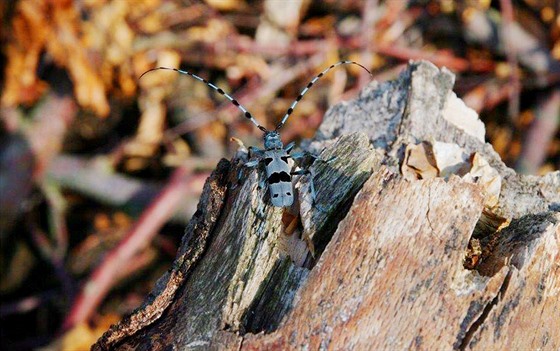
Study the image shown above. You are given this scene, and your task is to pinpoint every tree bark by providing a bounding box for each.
[93,61,559,351]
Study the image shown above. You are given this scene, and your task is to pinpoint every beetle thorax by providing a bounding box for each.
[263,131,283,150]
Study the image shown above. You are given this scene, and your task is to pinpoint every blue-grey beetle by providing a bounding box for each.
[140,61,371,207]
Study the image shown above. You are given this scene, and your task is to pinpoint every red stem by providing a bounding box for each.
[62,165,192,330]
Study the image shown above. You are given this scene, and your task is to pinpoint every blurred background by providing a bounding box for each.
[0,0,558,349]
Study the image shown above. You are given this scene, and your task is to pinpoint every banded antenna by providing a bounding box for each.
[139,67,268,133]
[274,60,372,131]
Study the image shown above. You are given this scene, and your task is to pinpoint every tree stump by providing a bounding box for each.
[93,61,559,351]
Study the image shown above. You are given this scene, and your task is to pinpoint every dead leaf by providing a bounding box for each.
[2,0,168,117]
[432,140,471,177]
[60,323,101,351]
[204,0,245,11]
[402,141,438,180]
[464,153,502,209]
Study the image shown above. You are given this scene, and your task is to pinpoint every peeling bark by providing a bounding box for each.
[93,61,560,350]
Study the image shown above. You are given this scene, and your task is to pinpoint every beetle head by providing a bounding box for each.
[263,131,283,150]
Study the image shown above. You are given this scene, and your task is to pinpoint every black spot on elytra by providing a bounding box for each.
[268,173,281,184]
[268,171,291,184]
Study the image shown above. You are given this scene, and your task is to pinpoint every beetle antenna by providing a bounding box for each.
[140,67,268,133]
[274,60,372,131]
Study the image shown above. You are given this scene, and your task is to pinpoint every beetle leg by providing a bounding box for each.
[232,157,261,190]
[292,151,336,163]
[244,159,260,168]
[248,146,264,158]
[284,141,295,153]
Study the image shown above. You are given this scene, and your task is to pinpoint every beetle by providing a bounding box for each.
[140,60,371,207]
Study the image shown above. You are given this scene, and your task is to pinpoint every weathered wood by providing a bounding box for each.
[93,61,559,350]
[242,170,559,350]
[244,170,490,350]
[469,212,559,350]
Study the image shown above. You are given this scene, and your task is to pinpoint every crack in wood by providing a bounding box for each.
[425,186,439,242]
[457,268,513,350]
